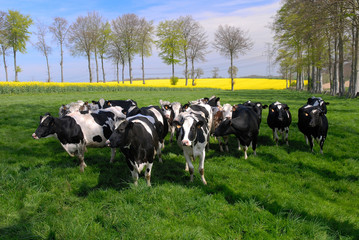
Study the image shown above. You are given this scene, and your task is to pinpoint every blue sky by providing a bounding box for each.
[0,0,281,82]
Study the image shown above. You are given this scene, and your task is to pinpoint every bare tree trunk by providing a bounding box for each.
[46,53,51,82]
[191,58,195,86]
[122,63,125,84]
[141,50,145,84]
[311,64,315,92]
[333,37,338,95]
[60,43,64,83]
[116,61,119,84]
[355,25,359,97]
[317,67,322,93]
[289,69,292,88]
[13,49,18,82]
[87,53,92,83]
[171,52,175,79]
[95,49,99,83]
[2,49,8,82]
[101,56,106,83]
[184,49,188,86]
[327,36,332,94]
[230,53,234,91]
[285,67,288,89]
[128,55,132,84]
[338,31,345,96]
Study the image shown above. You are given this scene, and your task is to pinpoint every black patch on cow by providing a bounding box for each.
[196,127,205,144]
[93,135,102,142]
[91,112,114,126]
[103,126,112,139]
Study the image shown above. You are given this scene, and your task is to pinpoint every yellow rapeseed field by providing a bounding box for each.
[0,78,292,90]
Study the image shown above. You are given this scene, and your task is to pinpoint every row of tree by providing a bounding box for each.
[272,0,359,97]
[0,10,253,90]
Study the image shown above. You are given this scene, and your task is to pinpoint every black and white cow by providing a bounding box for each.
[267,101,292,145]
[214,105,259,159]
[298,105,328,154]
[159,100,182,143]
[174,112,210,185]
[92,98,138,116]
[127,105,168,162]
[32,109,125,171]
[106,115,159,186]
[306,96,329,114]
[242,100,268,129]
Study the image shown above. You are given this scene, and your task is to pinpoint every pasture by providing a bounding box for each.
[0,88,358,239]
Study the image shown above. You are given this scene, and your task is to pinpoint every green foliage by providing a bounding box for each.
[0,89,358,239]
[156,20,183,66]
[170,76,179,85]
[6,10,32,53]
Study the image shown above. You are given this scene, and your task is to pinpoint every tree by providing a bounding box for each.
[228,66,238,78]
[213,25,253,91]
[108,25,127,83]
[68,13,95,83]
[34,21,52,82]
[0,11,9,82]
[212,67,219,78]
[138,18,154,84]
[156,19,183,78]
[49,17,69,83]
[97,21,111,83]
[6,10,32,82]
[112,14,140,84]
[88,12,103,83]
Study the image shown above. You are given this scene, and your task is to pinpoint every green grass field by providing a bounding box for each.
[0,88,358,239]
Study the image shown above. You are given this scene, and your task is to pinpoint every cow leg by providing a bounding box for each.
[243,146,248,159]
[110,148,116,163]
[131,170,139,186]
[224,136,229,152]
[145,162,153,186]
[170,126,175,143]
[273,128,279,146]
[77,144,87,172]
[252,135,257,156]
[218,137,224,152]
[307,135,314,152]
[198,151,207,185]
[319,136,325,154]
[237,139,241,150]
[184,151,194,182]
[305,135,309,145]
[284,127,289,145]
[157,144,163,163]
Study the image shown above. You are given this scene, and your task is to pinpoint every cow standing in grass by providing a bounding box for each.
[298,105,328,154]
[267,101,292,146]
[159,100,182,143]
[32,109,125,172]
[106,115,158,186]
[174,110,211,185]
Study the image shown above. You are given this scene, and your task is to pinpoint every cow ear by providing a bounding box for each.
[325,102,330,105]
[159,99,163,105]
[173,120,182,128]
[232,105,237,112]
[122,109,127,115]
[262,104,268,109]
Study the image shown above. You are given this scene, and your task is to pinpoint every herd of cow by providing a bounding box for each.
[32,96,329,186]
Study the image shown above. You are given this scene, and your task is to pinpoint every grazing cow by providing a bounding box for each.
[128,105,168,162]
[106,115,159,186]
[159,100,182,143]
[267,101,292,145]
[174,112,209,185]
[306,96,329,114]
[59,100,91,117]
[298,105,328,154]
[214,105,259,159]
[32,110,125,171]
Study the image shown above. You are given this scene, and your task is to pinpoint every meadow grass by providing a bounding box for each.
[0,88,358,239]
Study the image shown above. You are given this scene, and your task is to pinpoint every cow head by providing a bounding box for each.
[32,113,56,139]
[299,106,324,127]
[207,96,221,107]
[214,118,231,137]
[222,103,233,120]
[307,97,329,114]
[159,99,173,120]
[243,100,268,120]
[268,101,290,122]
[174,116,204,146]
[107,120,133,148]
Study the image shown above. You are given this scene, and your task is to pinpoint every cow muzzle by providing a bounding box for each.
[182,140,191,146]
[32,133,39,140]
[105,139,111,147]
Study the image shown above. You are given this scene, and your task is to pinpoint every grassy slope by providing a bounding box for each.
[0,89,358,239]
